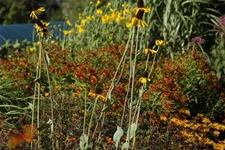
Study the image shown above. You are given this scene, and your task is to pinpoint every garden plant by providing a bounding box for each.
[0,0,225,149]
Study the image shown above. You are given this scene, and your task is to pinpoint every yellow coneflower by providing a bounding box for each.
[155,40,168,46]
[51,40,55,44]
[96,0,101,7]
[96,9,103,15]
[88,92,107,102]
[29,47,35,53]
[35,20,50,37]
[63,29,74,35]
[75,24,86,33]
[135,7,151,15]
[101,14,110,24]
[66,19,73,26]
[126,17,148,28]
[30,7,45,20]
[144,48,157,55]
[107,2,112,7]
[139,77,150,84]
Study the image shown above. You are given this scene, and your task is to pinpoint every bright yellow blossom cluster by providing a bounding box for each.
[155,40,168,46]
[30,6,51,38]
[88,92,107,102]
[169,114,225,149]
[29,7,45,20]
[144,48,157,55]
[101,9,126,24]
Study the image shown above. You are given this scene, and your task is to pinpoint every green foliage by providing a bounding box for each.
[61,0,89,20]
[147,0,223,58]
[0,0,64,24]
[211,24,225,80]
[0,0,29,24]
[148,50,225,121]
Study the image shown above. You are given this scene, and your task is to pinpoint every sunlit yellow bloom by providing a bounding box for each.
[66,20,73,26]
[107,2,111,7]
[45,92,50,97]
[123,9,131,16]
[202,118,211,124]
[63,29,74,35]
[29,47,35,53]
[160,115,167,121]
[213,131,220,136]
[30,7,45,20]
[96,9,103,15]
[115,12,124,22]
[81,19,87,25]
[88,92,107,102]
[139,77,150,84]
[155,40,168,46]
[179,109,190,116]
[144,48,157,55]
[75,24,86,33]
[72,113,78,118]
[36,41,40,46]
[126,17,148,28]
[89,1,93,4]
[35,21,50,37]
[102,14,110,24]
[96,0,101,6]
[135,7,151,15]
[51,40,55,44]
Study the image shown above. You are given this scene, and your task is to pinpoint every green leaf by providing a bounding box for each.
[113,126,124,148]
[122,141,129,149]
[44,51,50,66]
[127,123,137,140]
[79,133,88,150]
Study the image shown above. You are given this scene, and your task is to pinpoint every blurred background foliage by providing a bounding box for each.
[0,0,90,24]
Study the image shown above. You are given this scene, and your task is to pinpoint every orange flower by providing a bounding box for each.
[8,134,24,148]
[8,125,37,148]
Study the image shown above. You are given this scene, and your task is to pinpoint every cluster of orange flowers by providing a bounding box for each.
[8,125,37,148]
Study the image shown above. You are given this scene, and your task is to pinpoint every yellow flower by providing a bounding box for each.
[179,109,191,116]
[96,9,103,15]
[30,7,45,20]
[36,41,40,46]
[66,19,73,26]
[139,77,150,84]
[88,92,107,102]
[135,7,151,15]
[123,9,131,16]
[213,131,220,136]
[35,21,50,37]
[51,40,55,44]
[126,17,148,28]
[45,92,50,97]
[72,113,78,118]
[160,115,167,121]
[107,2,111,7]
[155,40,168,46]
[96,0,101,6]
[29,47,35,53]
[144,48,157,55]
[81,19,87,25]
[75,24,86,33]
[63,29,74,35]
[102,14,110,24]
[202,118,211,124]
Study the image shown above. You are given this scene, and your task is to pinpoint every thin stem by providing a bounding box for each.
[83,88,87,134]
[128,27,139,147]
[87,97,98,147]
